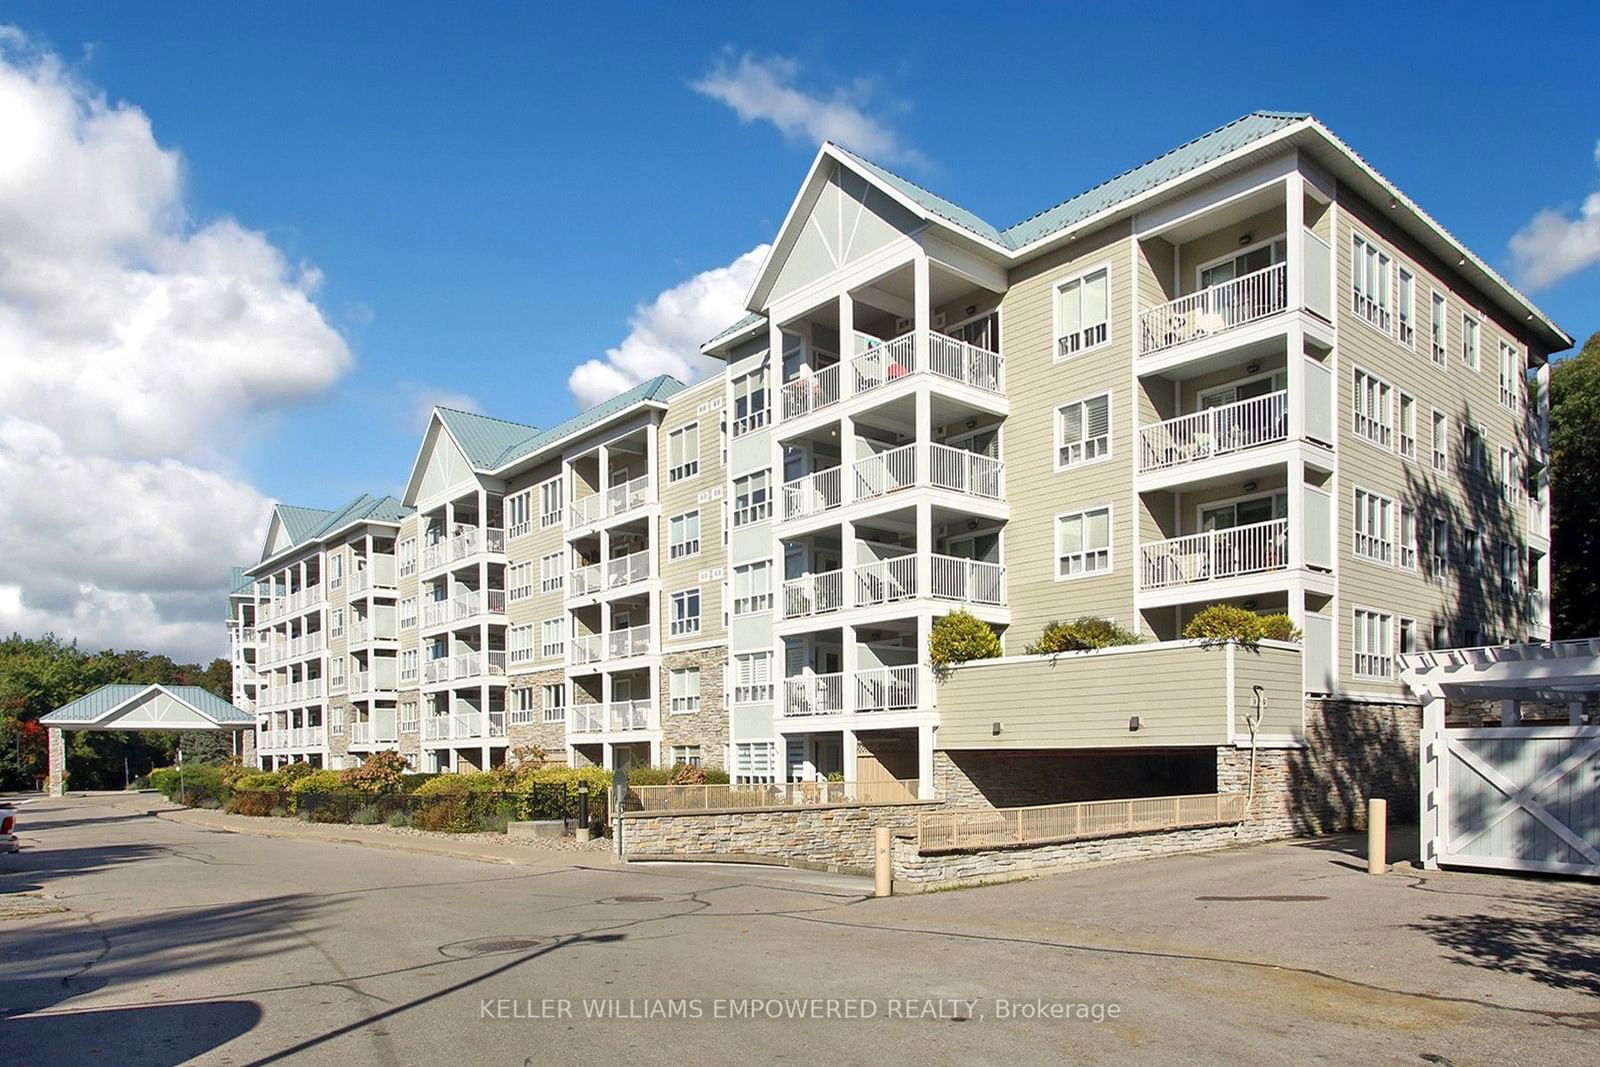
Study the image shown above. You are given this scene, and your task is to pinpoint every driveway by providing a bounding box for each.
[2,793,1596,1065]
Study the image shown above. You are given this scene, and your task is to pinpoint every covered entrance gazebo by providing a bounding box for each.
[38,684,257,796]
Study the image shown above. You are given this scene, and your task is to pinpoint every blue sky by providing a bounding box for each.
[2,2,1597,658]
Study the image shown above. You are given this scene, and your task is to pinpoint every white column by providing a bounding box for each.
[1287,454,1305,570]
[1418,690,1443,870]
[841,623,858,715]
[842,726,858,783]
[913,254,930,370]
[839,290,855,395]
[914,388,934,601]
[917,722,936,800]
[1285,169,1305,312]
[1500,699,1520,727]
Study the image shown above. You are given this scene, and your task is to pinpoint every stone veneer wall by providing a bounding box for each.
[506,668,570,762]
[47,727,66,796]
[658,647,728,768]
[620,800,939,873]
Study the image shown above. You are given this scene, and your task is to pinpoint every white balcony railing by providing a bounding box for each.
[778,330,1003,424]
[928,443,1004,499]
[607,699,653,731]
[1139,391,1290,473]
[1139,518,1290,591]
[853,555,917,607]
[571,632,604,666]
[605,474,650,518]
[423,658,450,684]
[569,492,605,529]
[783,570,844,619]
[423,715,451,741]
[351,721,370,743]
[783,673,845,717]
[926,332,1004,393]
[930,554,1006,606]
[781,362,842,420]
[782,467,843,521]
[851,333,917,395]
[348,671,370,696]
[1140,262,1288,356]
[607,623,653,659]
[852,444,917,501]
[451,527,506,561]
[854,666,919,711]
[569,705,605,734]
[605,549,651,590]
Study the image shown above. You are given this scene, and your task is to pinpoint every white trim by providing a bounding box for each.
[1350,604,1396,681]
[1053,502,1114,581]
[1050,260,1114,361]
[1192,231,1287,289]
[1053,390,1113,473]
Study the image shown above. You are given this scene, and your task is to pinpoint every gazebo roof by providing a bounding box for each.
[39,684,255,731]
[1400,639,1600,703]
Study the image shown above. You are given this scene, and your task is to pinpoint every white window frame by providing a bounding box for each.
[1055,505,1112,580]
[1353,487,1395,565]
[1399,504,1418,572]
[1398,392,1417,461]
[1056,392,1112,471]
[1353,367,1393,450]
[540,617,565,660]
[1463,424,1486,473]
[733,650,773,704]
[669,667,701,715]
[731,369,768,437]
[1397,266,1416,348]
[509,687,535,726]
[1399,617,1419,657]
[1429,517,1451,577]
[1462,527,1482,573]
[539,551,565,594]
[669,510,701,559]
[1351,234,1393,333]
[329,550,344,590]
[508,623,535,666]
[668,423,700,482]
[507,561,534,602]
[1053,264,1111,359]
[539,476,564,528]
[1429,289,1448,368]
[731,560,773,616]
[399,596,418,630]
[1461,312,1480,371]
[398,537,417,577]
[734,740,776,783]
[1431,409,1449,473]
[732,470,771,526]
[1498,340,1518,409]
[1352,607,1395,680]
[670,588,702,637]
[330,706,345,735]
[1500,541,1522,594]
[542,683,567,723]
[670,744,703,768]
[507,489,534,540]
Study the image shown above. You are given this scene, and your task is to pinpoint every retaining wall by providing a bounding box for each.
[619,800,939,873]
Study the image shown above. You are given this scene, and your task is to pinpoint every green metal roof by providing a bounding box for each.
[229,567,254,595]
[830,143,1009,246]
[704,311,766,350]
[436,407,541,469]
[308,493,413,539]
[39,684,255,727]
[487,374,685,469]
[275,504,336,545]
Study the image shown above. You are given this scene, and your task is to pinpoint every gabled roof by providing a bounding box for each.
[229,567,254,595]
[485,374,686,472]
[39,684,255,728]
[275,505,335,545]
[435,408,541,470]
[308,493,412,539]
[703,311,766,352]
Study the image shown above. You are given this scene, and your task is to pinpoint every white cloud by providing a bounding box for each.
[568,244,769,407]
[692,52,925,168]
[1508,140,1600,291]
[0,29,352,662]
[395,382,480,432]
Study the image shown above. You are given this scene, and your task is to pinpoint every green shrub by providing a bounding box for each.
[279,761,316,784]
[386,812,411,828]
[625,766,675,786]
[147,767,180,796]
[269,805,288,818]
[701,768,730,785]
[1183,604,1301,645]
[288,770,345,795]
[225,790,280,817]
[1258,613,1303,643]
[235,772,284,791]
[399,772,437,793]
[349,806,381,825]
[341,750,410,794]
[411,771,499,796]
[928,610,1003,672]
[1025,617,1141,655]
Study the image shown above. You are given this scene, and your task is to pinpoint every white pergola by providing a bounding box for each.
[39,684,256,796]
[1402,640,1600,877]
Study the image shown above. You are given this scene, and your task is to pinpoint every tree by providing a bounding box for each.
[1551,331,1600,639]
[927,611,1003,674]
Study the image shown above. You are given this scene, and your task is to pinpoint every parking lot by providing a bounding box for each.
[3,793,1597,1065]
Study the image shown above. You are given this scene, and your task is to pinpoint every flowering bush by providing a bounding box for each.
[341,750,410,794]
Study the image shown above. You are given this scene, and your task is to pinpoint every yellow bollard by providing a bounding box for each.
[1367,798,1387,875]
[874,826,893,897]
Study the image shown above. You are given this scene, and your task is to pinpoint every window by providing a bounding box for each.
[733,651,773,704]
[670,589,702,636]
[1399,618,1419,656]
[670,745,703,768]
[1462,528,1482,572]
[400,648,418,683]
[330,654,345,688]
[330,706,345,735]
[1397,267,1415,347]
[399,596,417,630]
[1431,410,1449,472]
[541,618,565,659]
[542,683,567,723]
[1499,448,1521,503]
[509,623,535,665]
[1432,622,1450,651]
[507,490,533,539]
[1055,266,1109,357]
[731,561,773,616]
[507,561,534,602]
[330,608,345,639]
[1399,505,1418,571]
[400,698,418,734]
[330,551,344,590]
[1463,426,1486,473]
[540,551,565,594]
[1398,393,1417,460]
[1353,608,1394,679]
[539,477,564,528]
[1430,290,1448,367]
[734,740,776,783]
[1430,518,1451,576]
[1354,488,1395,564]
[1056,393,1111,469]
[731,369,768,436]
[668,424,700,481]
[669,510,701,559]
[1353,368,1393,448]
[1351,235,1392,332]
[669,668,701,714]
[733,470,771,526]
[1500,541,1522,595]
[1499,341,1518,409]
[398,538,417,578]
[1056,506,1111,578]
[1461,313,1480,370]
[510,687,534,725]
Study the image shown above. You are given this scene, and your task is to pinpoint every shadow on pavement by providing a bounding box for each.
[9,1000,263,1066]
[1408,890,1600,996]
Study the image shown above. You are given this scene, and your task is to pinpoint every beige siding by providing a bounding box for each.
[658,377,728,647]
[504,457,565,648]
[997,220,1139,649]
[1232,643,1304,739]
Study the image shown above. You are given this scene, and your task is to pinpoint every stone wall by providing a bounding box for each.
[47,727,65,796]
[658,646,728,768]
[507,668,569,763]
[620,800,938,873]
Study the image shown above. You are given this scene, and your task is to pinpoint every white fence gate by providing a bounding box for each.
[1435,725,1600,877]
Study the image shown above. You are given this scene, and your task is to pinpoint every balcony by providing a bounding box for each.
[423,715,450,741]
[348,556,397,595]
[1139,391,1289,474]
[778,330,1004,422]
[783,446,1003,525]
[1139,262,1288,357]
[1139,519,1289,592]
[349,619,397,644]
[568,704,605,734]
[568,474,651,530]
[450,710,507,739]
[930,555,1005,606]
[853,556,916,607]
[782,467,843,521]
[783,570,844,620]
[451,650,509,681]
[608,623,653,659]
[608,699,654,731]
[786,553,1006,620]
[853,666,919,711]
[569,548,651,598]
[422,528,506,571]
[351,721,370,743]
[783,668,922,717]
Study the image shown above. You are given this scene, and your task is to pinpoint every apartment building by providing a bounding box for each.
[229,111,1568,791]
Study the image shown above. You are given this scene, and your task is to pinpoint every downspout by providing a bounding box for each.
[1243,684,1265,822]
